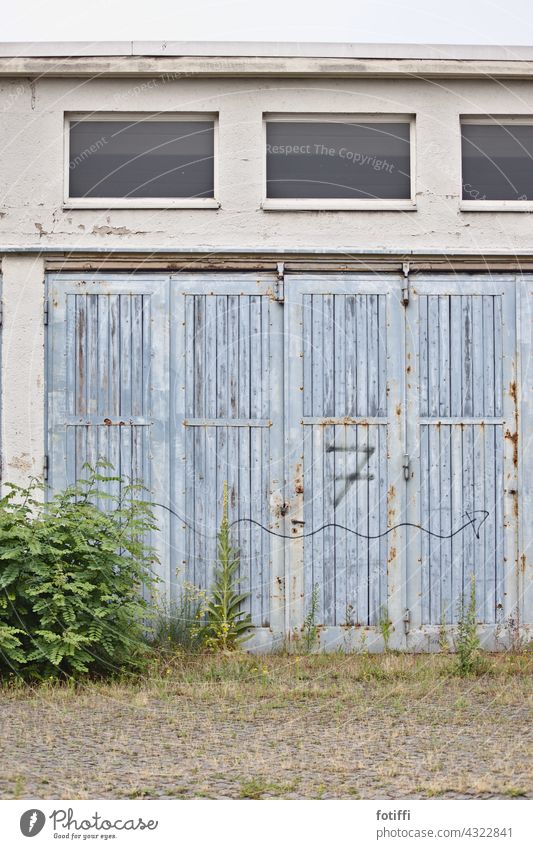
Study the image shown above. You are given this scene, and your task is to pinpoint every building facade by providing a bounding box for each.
[1,41,533,650]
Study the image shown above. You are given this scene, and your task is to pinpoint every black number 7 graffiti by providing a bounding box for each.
[326,443,375,508]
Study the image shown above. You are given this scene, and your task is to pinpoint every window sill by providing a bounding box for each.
[261,199,416,211]
[460,200,533,212]
[63,198,221,210]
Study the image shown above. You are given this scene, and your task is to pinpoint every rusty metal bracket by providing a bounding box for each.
[274,261,285,302]
[401,261,410,306]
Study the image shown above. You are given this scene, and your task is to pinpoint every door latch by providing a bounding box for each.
[401,261,410,306]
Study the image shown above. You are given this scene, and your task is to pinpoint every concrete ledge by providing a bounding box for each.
[1,41,533,61]
[1,55,533,79]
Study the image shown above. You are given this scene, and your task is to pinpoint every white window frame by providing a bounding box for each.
[63,112,220,209]
[261,113,416,211]
[460,115,533,211]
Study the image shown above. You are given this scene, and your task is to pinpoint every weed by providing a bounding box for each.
[302,583,320,652]
[238,778,298,799]
[438,610,449,652]
[454,575,484,676]
[151,583,207,653]
[13,775,24,799]
[378,606,393,651]
[344,603,355,627]
[505,787,527,798]
[203,482,252,651]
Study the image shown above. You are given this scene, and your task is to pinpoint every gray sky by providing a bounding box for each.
[1,0,533,44]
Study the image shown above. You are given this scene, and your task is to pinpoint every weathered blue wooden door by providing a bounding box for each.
[171,274,285,639]
[284,275,406,647]
[405,275,518,637]
[47,274,171,574]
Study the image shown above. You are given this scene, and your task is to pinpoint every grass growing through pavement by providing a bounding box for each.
[0,652,531,800]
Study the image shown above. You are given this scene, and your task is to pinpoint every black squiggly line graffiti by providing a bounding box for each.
[154,504,489,542]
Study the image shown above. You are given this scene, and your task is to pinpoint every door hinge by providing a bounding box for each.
[401,261,410,306]
[403,608,411,634]
[43,454,49,481]
[402,453,410,481]
[43,300,49,325]
[0,301,3,328]
[274,261,285,302]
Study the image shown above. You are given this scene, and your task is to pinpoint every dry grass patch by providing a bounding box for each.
[0,652,531,799]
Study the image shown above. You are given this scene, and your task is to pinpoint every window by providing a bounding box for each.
[264,116,414,209]
[65,115,217,208]
[461,118,533,208]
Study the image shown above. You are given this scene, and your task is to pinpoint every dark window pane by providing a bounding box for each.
[461,123,533,201]
[69,120,214,199]
[266,121,411,199]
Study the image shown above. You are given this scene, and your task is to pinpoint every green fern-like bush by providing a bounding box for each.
[0,465,159,680]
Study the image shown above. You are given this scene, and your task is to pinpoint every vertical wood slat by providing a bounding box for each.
[261,296,272,625]
[462,296,473,417]
[377,295,387,417]
[323,294,334,417]
[355,296,368,417]
[311,424,324,620]
[303,294,313,418]
[109,295,120,417]
[450,296,462,418]
[438,296,450,416]
[420,424,430,624]
[367,294,379,417]
[323,423,335,624]
[419,296,429,418]
[472,296,485,418]
[450,424,463,623]
[418,289,506,625]
[76,295,87,416]
[179,290,273,626]
[184,296,196,584]
[300,291,389,627]
[367,424,380,624]
[439,425,452,622]
[120,294,132,418]
[428,296,440,418]
[96,295,109,418]
[345,295,356,416]
[131,295,144,417]
[193,295,204,417]
[334,298,346,419]
[334,424,346,625]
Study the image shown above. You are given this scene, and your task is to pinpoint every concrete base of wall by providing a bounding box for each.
[245,624,533,653]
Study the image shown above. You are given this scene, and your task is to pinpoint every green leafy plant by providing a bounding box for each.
[151,582,207,653]
[203,482,251,651]
[455,574,483,676]
[0,464,159,680]
[378,606,393,652]
[438,609,449,652]
[302,583,320,652]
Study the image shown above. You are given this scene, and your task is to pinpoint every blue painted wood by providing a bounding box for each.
[414,281,513,625]
[46,271,521,644]
[174,275,281,627]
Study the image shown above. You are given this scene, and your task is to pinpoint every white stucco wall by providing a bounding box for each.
[1,74,533,253]
[0,255,44,489]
